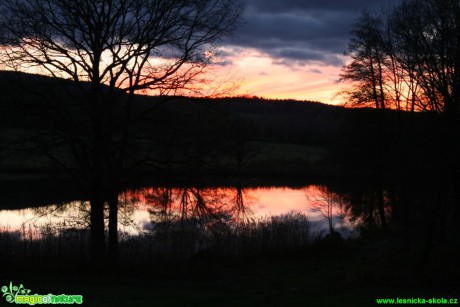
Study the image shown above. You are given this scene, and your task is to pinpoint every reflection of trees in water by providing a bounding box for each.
[307,185,393,236]
[140,185,254,227]
[345,189,391,232]
[117,191,143,234]
[231,183,253,222]
[132,185,255,257]
[143,187,174,224]
[28,201,91,237]
[11,185,251,240]
[24,194,142,238]
[307,185,348,235]
[121,186,312,259]
[21,184,393,239]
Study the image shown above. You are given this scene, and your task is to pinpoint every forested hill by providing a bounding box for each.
[0,70,348,149]
[0,71,440,181]
[198,96,348,146]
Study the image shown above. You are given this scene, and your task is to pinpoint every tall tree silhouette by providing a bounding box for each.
[339,0,460,242]
[339,11,387,110]
[341,0,460,117]
[0,0,242,263]
[389,0,460,117]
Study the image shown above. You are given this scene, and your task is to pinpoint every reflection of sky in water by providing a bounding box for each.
[0,185,352,238]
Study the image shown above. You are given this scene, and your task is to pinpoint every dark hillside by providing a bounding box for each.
[0,71,440,183]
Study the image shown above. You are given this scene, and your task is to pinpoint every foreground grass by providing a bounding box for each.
[1,214,459,306]
[3,238,459,307]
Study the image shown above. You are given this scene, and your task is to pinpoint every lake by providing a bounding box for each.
[0,184,352,239]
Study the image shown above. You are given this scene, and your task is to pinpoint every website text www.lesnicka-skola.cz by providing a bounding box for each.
[376,297,458,305]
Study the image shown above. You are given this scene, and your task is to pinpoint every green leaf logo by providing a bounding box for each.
[5,294,13,303]
[2,281,32,304]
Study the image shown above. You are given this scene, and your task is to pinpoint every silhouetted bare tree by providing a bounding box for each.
[339,11,387,110]
[341,0,460,117]
[389,0,460,117]
[339,0,460,245]
[0,0,242,263]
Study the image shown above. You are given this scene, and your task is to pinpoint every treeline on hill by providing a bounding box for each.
[0,70,444,184]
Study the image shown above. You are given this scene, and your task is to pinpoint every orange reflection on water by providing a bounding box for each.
[252,186,314,217]
[126,185,331,220]
[1,185,351,237]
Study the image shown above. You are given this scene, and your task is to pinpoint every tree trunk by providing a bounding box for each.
[108,191,119,264]
[378,189,387,228]
[90,196,105,263]
[328,217,334,235]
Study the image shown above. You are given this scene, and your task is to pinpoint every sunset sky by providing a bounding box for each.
[213,0,402,104]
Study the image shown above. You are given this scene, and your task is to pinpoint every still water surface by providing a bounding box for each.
[0,185,351,238]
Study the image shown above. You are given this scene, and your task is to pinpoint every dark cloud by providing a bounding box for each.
[226,0,402,67]
[212,59,233,66]
[273,48,344,67]
[308,68,322,74]
[246,0,398,14]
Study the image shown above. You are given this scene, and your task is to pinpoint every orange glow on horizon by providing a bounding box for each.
[1,46,346,105]
[209,49,346,105]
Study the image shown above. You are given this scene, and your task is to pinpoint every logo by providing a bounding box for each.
[1,282,83,305]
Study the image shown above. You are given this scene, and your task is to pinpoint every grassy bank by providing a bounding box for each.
[3,240,458,307]
[1,217,459,306]
[0,213,311,266]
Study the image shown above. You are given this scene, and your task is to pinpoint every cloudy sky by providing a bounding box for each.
[213,0,401,104]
